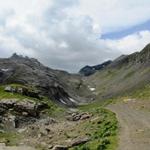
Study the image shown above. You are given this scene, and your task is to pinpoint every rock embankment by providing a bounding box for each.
[4,85,40,99]
[0,99,48,129]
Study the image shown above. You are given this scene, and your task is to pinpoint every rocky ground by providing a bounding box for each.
[0,95,118,150]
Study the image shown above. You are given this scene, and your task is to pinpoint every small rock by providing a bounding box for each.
[71,137,90,147]
[52,145,68,150]
[4,86,12,92]
[18,128,27,133]
[38,117,57,125]
[48,145,53,149]
[3,114,18,129]
[80,113,91,120]
[22,112,29,116]
[66,112,92,121]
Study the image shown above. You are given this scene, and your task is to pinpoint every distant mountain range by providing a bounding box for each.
[0,53,93,107]
[0,43,150,106]
[79,60,112,76]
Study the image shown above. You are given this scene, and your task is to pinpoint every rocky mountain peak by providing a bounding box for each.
[108,43,150,69]
[79,60,112,76]
[10,53,24,59]
[10,53,43,69]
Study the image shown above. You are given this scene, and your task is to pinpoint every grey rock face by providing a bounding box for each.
[0,99,48,129]
[0,99,47,117]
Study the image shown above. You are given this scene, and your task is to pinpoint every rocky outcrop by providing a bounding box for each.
[0,99,48,129]
[4,85,40,99]
[0,99,47,117]
[66,112,92,121]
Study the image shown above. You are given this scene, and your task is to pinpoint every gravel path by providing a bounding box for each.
[0,145,36,150]
[108,99,150,150]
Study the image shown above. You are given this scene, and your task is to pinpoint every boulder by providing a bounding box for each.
[4,86,12,92]
[3,114,18,129]
[0,99,43,117]
[66,112,92,121]
[0,99,18,109]
[80,113,92,120]
[14,99,37,117]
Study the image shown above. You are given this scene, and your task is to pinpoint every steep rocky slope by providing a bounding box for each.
[84,43,150,100]
[0,53,92,107]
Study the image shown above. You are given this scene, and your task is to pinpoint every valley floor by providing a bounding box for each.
[107,99,150,150]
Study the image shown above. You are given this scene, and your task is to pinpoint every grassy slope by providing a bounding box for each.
[0,84,118,150]
[69,106,118,150]
[72,83,150,150]
[0,85,32,100]
[85,63,150,100]
[127,84,150,99]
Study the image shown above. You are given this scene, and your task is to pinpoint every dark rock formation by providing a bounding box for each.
[79,60,112,76]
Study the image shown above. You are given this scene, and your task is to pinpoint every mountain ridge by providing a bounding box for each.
[79,60,112,76]
[84,43,150,101]
[0,53,93,107]
[0,43,150,106]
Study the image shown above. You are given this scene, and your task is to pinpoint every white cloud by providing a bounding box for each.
[0,0,150,72]
[78,0,150,33]
[105,31,150,54]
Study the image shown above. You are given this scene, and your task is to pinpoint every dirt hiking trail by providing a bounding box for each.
[108,99,150,150]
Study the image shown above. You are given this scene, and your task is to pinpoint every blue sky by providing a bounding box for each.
[102,20,150,39]
[0,0,150,72]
